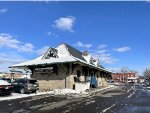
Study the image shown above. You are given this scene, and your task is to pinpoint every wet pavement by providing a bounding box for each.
[110,84,150,113]
[0,84,150,113]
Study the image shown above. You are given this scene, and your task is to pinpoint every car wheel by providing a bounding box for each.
[32,90,37,93]
[20,88,26,94]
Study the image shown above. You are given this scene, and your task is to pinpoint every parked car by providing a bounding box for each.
[144,81,150,86]
[107,80,114,83]
[0,77,11,83]
[0,80,14,95]
[114,82,121,86]
[12,78,39,94]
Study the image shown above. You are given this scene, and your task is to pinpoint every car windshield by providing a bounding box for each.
[29,80,37,84]
[5,78,11,83]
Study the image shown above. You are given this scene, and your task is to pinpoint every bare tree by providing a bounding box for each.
[144,68,150,82]
[120,67,129,83]
[120,67,129,73]
[120,67,138,83]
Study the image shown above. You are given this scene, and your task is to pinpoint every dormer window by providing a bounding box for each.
[42,48,58,59]
[90,59,94,65]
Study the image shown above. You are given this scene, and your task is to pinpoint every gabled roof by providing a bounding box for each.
[10,43,111,73]
[42,47,58,59]
[11,56,76,68]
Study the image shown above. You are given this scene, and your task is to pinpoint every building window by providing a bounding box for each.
[45,51,57,59]
[42,48,58,59]
[77,70,81,78]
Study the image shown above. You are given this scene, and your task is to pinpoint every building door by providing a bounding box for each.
[77,70,81,78]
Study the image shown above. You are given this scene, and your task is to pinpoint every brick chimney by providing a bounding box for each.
[82,51,88,56]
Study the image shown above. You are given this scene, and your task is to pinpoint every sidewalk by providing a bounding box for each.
[0,85,115,101]
[85,85,115,95]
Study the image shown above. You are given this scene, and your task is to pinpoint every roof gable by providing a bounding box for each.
[42,48,58,59]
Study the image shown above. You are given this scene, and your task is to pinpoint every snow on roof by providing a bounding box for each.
[56,44,71,57]
[73,56,111,72]
[64,43,86,62]
[12,56,76,67]
[11,43,111,72]
[83,54,92,64]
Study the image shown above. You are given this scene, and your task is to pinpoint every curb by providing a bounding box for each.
[87,85,115,95]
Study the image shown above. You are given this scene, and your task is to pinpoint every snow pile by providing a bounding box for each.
[53,89,81,95]
[75,82,90,92]
[0,91,55,101]
[0,89,88,101]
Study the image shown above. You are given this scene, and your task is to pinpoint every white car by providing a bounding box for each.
[0,80,14,95]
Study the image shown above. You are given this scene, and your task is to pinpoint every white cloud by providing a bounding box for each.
[53,16,76,32]
[0,57,26,64]
[93,53,118,64]
[0,33,21,49]
[145,0,150,3]
[0,33,52,72]
[0,8,8,14]
[0,53,27,64]
[36,46,49,55]
[0,33,34,52]
[97,44,107,49]
[74,42,117,64]
[0,53,28,72]
[0,66,10,72]
[48,32,58,38]
[113,46,131,52]
[18,43,34,52]
[108,67,122,73]
[74,41,92,49]
[97,50,108,54]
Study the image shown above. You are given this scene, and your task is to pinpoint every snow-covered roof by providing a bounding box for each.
[12,56,76,67]
[73,56,110,72]
[10,43,111,72]
[83,54,92,63]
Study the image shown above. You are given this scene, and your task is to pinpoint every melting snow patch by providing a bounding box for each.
[0,89,88,101]
[53,89,81,95]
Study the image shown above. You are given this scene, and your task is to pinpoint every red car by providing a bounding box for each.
[0,80,13,95]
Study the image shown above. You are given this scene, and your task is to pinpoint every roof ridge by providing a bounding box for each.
[63,43,83,54]
[62,43,86,62]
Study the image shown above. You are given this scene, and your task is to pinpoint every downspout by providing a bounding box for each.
[65,77,67,88]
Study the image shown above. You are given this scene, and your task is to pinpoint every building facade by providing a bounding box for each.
[112,72,138,83]
[10,43,111,91]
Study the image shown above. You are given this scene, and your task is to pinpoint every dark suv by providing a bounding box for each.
[12,78,39,94]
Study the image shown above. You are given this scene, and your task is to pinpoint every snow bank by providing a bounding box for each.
[53,89,89,95]
[53,89,81,95]
[0,89,88,101]
[0,85,115,101]
[0,91,54,101]
[75,82,90,92]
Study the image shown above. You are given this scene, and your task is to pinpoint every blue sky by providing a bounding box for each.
[0,1,150,75]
